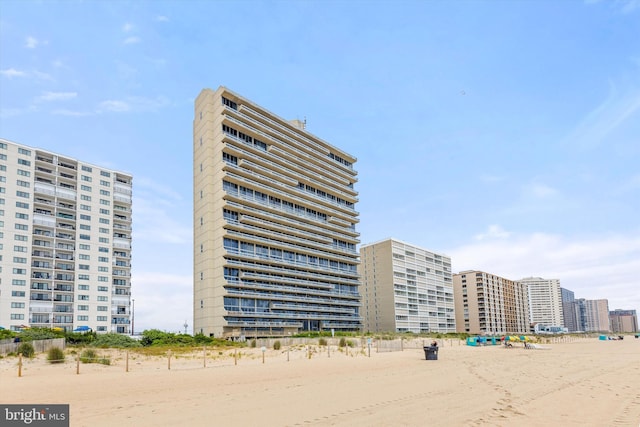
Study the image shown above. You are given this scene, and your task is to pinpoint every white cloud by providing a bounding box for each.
[0,68,27,78]
[449,229,640,311]
[97,96,169,113]
[156,15,169,22]
[51,109,92,117]
[619,0,640,13]
[25,36,39,49]
[36,91,77,102]
[566,80,640,149]
[130,272,193,333]
[98,99,130,112]
[530,183,559,198]
[122,22,134,32]
[123,36,141,45]
[474,225,511,241]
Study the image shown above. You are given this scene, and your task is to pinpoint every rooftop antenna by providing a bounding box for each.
[303,116,307,130]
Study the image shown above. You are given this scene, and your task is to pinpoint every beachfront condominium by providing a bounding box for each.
[561,287,579,332]
[519,277,564,328]
[583,298,610,332]
[0,139,133,333]
[358,238,455,333]
[453,270,530,335]
[193,87,360,338]
[609,309,638,333]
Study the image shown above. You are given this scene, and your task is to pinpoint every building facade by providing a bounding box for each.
[609,309,638,333]
[0,139,133,333]
[560,287,579,332]
[519,277,564,328]
[453,270,529,335]
[193,87,360,338]
[584,299,610,332]
[358,238,455,334]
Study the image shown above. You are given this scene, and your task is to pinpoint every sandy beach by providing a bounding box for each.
[1,337,639,427]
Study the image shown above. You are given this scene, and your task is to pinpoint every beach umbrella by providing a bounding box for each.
[73,326,92,332]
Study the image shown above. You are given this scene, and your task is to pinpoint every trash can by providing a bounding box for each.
[423,346,438,360]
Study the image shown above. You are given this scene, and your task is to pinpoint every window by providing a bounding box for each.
[11,302,25,308]
[97,306,108,311]
[78,284,89,290]
[98,256,109,262]
[78,295,89,300]
[81,195,91,201]
[79,234,90,240]
[12,291,25,297]
[97,296,108,302]
[79,254,90,260]
[77,305,89,311]
[11,314,25,320]
[82,165,93,172]
[17,169,30,177]
[78,274,89,280]
[12,268,26,274]
[98,286,108,292]
[100,199,110,206]
[16,180,30,188]
[100,180,110,187]
[79,244,90,250]
[99,227,109,233]
[15,224,28,230]
[99,247,109,253]
[98,266,109,272]
[12,279,26,286]
[98,276,108,282]
[79,265,90,270]
[16,191,29,198]
[80,204,91,211]
[15,202,29,209]
[79,224,91,230]
[18,158,31,166]
[18,147,31,156]
[15,212,28,220]
[14,235,27,241]
[97,316,108,322]
[81,175,92,182]
[99,208,110,215]
[13,257,27,263]
[100,189,110,196]
[100,170,111,177]
[80,214,91,221]
[77,315,89,321]
[99,218,110,224]
[80,185,92,192]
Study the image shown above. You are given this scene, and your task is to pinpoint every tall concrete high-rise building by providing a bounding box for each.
[560,287,578,332]
[193,87,360,338]
[453,271,530,335]
[358,238,455,333]
[0,139,133,333]
[609,309,637,333]
[584,299,610,332]
[519,277,564,327]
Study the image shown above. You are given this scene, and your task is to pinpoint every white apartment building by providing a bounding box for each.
[193,87,360,338]
[519,276,564,327]
[0,139,133,333]
[359,238,456,333]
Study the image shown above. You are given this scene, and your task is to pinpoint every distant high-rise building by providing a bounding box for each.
[358,238,455,333]
[193,87,361,338]
[453,271,529,334]
[519,277,564,327]
[609,309,638,333]
[584,299,610,332]
[560,287,579,332]
[0,139,133,333]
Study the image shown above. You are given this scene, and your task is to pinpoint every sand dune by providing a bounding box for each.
[1,337,639,426]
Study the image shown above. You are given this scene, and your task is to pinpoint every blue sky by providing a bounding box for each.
[1,0,639,333]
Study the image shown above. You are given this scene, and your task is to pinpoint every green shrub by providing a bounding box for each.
[80,349,97,363]
[339,337,347,348]
[98,357,111,365]
[92,333,140,348]
[318,338,327,346]
[20,327,64,341]
[273,341,281,350]
[17,342,35,358]
[47,347,65,364]
[250,339,257,348]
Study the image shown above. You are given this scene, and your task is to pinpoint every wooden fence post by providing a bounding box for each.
[18,353,22,377]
